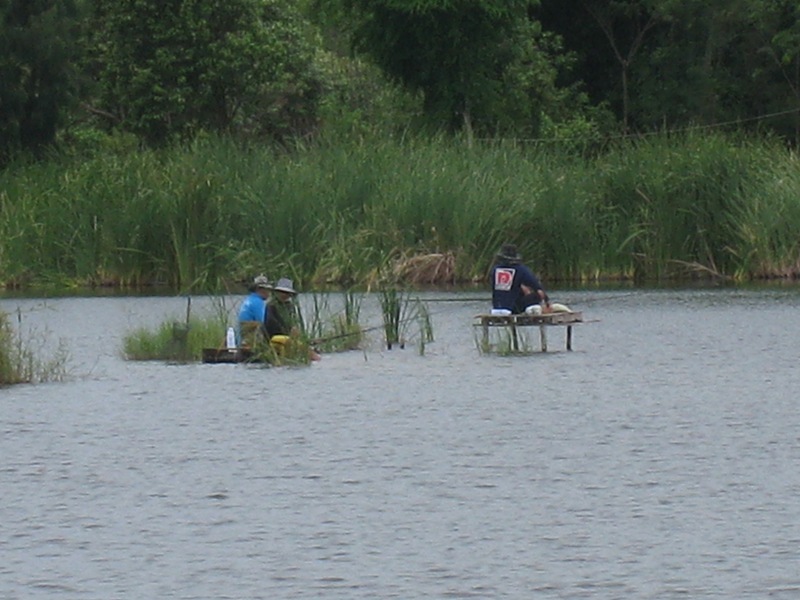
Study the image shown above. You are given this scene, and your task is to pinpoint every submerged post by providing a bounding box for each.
[511,319,519,351]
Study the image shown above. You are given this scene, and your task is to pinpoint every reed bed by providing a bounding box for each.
[2,132,799,290]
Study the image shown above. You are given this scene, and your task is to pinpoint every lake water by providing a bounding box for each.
[2,287,800,599]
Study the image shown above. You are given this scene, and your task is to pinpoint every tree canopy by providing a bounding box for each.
[1,0,799,160]
[342,0,536,135]
[0,0,83,160]
[84,0,320,145]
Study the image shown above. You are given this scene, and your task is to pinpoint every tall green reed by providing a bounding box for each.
[593,132,773,280]
[731,150,800,278]
[377,284,434,351]
[302,289,365,353]
[3,131,799,288]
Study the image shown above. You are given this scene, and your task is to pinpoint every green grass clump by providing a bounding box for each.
[122,317,225,362]
[0,310,69,385]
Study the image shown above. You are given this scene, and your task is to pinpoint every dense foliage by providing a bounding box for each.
[538,0,800,141]
[0,0,83,161]
[1,0,799,153]
[2,1,800,289]
[338,0,540,135]
[84,0,320,145]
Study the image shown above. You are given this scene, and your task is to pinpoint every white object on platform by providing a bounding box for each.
[226,327,237,350]
[490,308,512,316]
[525,304,543,315]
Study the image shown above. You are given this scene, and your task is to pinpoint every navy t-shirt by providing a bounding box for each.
[491,263,543,312]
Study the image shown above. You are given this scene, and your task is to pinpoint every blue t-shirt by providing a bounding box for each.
[238,292,268,324]
[491,263,543,312]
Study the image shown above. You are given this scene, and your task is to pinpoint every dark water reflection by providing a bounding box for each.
[2,288,800,599]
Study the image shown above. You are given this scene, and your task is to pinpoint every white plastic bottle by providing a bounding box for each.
[226,326,236,350]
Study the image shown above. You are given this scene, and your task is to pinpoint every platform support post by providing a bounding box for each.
[511,319,519,351]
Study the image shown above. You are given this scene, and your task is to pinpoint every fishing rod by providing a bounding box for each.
[385,291,641,305]
[310,323,386,345]
[309,302,448,346]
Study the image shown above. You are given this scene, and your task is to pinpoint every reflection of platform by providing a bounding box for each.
[201,348,256,364]
[474,311,584,352]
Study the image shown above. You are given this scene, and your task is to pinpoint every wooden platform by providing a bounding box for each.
[474,311,584,352]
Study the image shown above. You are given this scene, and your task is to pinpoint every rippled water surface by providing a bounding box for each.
[2,288,800,599]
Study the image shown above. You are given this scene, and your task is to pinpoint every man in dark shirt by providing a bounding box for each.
[265,277,321,361]
[265,277,300,338]
[490,244,550,314]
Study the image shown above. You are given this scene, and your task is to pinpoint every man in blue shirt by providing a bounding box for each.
[238,274,271,346]
[490,244,550,314]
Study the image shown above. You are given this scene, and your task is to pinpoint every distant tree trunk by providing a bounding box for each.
[582,1,660,133]
[462,102,474,148]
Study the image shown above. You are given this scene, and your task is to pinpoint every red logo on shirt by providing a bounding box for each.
[494,268,515,291]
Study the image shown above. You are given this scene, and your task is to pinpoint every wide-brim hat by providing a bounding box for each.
[272,277,297,294]
[253,274,272,290]
[496,244,522,263]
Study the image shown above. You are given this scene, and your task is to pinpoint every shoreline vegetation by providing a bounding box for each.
[2,132,800,294]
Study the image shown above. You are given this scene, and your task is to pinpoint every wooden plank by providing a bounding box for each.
[474,311,583,327]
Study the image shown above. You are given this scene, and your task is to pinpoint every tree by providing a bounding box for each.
[579,0,666,133]
[86,0,321,146]
[745,0,800,144]
[331,0,540,137]
[538,0,800,143]
[0,0,83,162]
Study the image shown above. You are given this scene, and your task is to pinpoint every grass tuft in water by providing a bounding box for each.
[0,309,69,385]
[378,284,434,351]
[122,317,225,362]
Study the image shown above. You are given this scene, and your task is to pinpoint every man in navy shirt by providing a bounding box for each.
[490,244,550,314]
